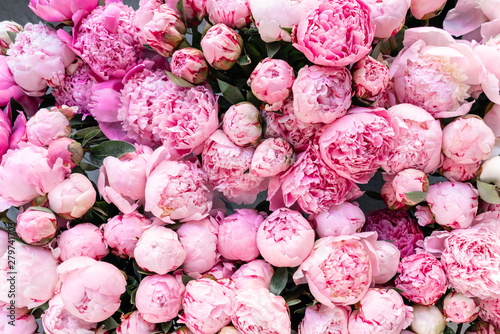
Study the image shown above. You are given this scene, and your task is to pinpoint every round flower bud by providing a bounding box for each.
[206,0,251,29]
[222,102,262,147]
[48,173,96,220]
[103,211,152,258]
[352,55,389,99]
[16,207,57,246]
[250,138,295,177]
[48,137,84,169]
[410,305,447,334]
[231,259,273,291]
[0,21,23,55]
[171,48,209,84]
[116,310,157,334]
[26,107,72,147]
[443,291,480,323]
[312,202,365,238]
[372,240,400,284]
[55,223,109,261]
[201,23,243,71]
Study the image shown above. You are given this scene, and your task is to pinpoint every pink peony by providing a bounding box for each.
[268,143,363,214]
[485,101,500,137]
[0,304,37,334]
[134,225,186,274]
[25,107,72,147]
[142,5,186,57]
[443,0,500,37]
[52,63,95,116]
[180,278,236,334]
[372,240,400,284]
[54,223,109,261]
[103,211,152,259]
[250,138,295,177]
[135,274,185,323]
[411,0,446,20]
[348,289,413,334]
[362,209,423,258]
[395,252,447,305]
[231,259,273,291]
[0,21,23,55]
[171,48,209,84]
[318,107,396,184]
[48,173,97,220]
[298,304,350,334]
[206,0,251,29]
[116,310,156,334]
[208,261,237,280]
[222,102,262,147]
[313,202,365,238]
[248,58,295,111]
[443,291,480,323]
[16,206,57,246]
[410,305,447,334]
[232,288,291,334]
[0,108,10,159]
[293,0,374,67]
[364,0,411,39]
[47,137,84,169]
[177,217,219,278]
[382,169,429,208]
[183,0,207,27]
[57,256,126,322]
[0,55,38,113]
[293,233,379,307]
[465,321,500,334]
[29,0,98,22]
[201,23,243,71]
[440,157,481,182]
[292,65,352,124]
[480,299,500,330]
[352,55,390,99]
[145,157,213,222]
[217,209,264,262]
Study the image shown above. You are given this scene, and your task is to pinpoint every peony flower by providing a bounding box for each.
[248,58,295,111]
[231,259,273,291]
[465,321,500,334]
[299,304,350,334]
[440,157,480,182]
[479,299,500,330]
[222,102,262,147]
[395,252,447,305]
[171,48,209,84]
[313,202,365,238]
[250,138,295,177]
[142,5,186,57]
[183,0,207,27]
[48,173,97,220]
[0,55,38,115]
[16,206,57,246]
[372,240,400,284]
[103,211,152,259]
[257,208,315,267]
[352,55,390,100]
[443,291,480,323]
[348,289,413,334]
[135,274,185,323]
[443,0,496,37]
[54,223,109,261]
[410,0,447,20]
[232,288,291,334]
[0,304,37,334]
[201,23,243,71]
[318,107,396,183]
[134,225,186,274]
[25,107,72,147]
[116,310,156,334]
[52,63,95,116]
[206,0,251,28]
[293,0,374,67]
[480,156,500,187]
[293,233,378,307]
[362,209,423,258]
[207,261,237,280]
[268,144,363,214]
[145,157,213,222]
[47,137,84,169]
[217,209,264,262]
[382,169,429,208]
[364,0,411,39]
[180,277,236,334]
[29,0,98,22]
[0,21,23,55]
[57,256,126,322]
[292,65,352,124]
[177,217,219,278]
[410,305,447,334]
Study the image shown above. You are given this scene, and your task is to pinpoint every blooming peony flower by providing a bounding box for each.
[116,310,156,334]
[54,223,109,261]
[208,261,237,280]
[52,63,95,116]
[171,48,209,84]
[201,24,243,71]
[372,240,400,284]
[29,0,98,22]
[443,291,480,323]
[16,206,57,246]
[313,202,365,238]
[231,259,273,291]
[250,138,295,177]
[479,299,500,330]
[293,0,374,67]
[25,107,72,147]
[222,102,262,147]
[352,55,390,99]
[364,0,411,39]
[443,0,497,37]
[299,304,350,334]
[142,5,186,57]
[48,173,97,220]
[0,55,38,115]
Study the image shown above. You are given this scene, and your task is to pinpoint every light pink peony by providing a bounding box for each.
[134,225,186,274]
[48,173,97,220]
[313,202,365,238]
[25,107,72,147]
[442,117,495,164]
[180,278,236,334]
[444,0,500,37]
[222,102,262,147]
[57,256,126,322]
[134,0,165,33]
[485,102,500,137]
[201,23,243,71]
[7,23,76,93]
[98,144,152,214]
[395,252,447,305]
[293,0,374,67]
[219,327,240,334]
[48,137,84,169]
[298,304,350,334]
[202,130,267,204]
[217,209,264,262]
[29,0,98,22]
[348,289,413,334]
[382,169,429,208]
[0,142,69,211]
[364,0,411,39]
[411,0,447,20]
[0,304,37,334]
[385,103,443,174]
[103,211,152,258]
[293,233,379,307]
[372,240,400,284]
[426,181,478,229]
[0,55,38,113]
[440,156,481,182]
[206,0,251,28]
[16,206,57,246]
[250,138,294,177]
[145,157,213,222]
[135,274,185,323]
[480,299,500,330]
[232,288,291,334]
[248,58,295,111]
[208,261,237,280]
[0,242,58,309]
[257,208,315,267]
[116,310,156,334]
[183,0,207,27]
[319,107,396,184]
[52,63,95,116]
[268,143,363,214]
[443,291,480,323]
[352,55,390,100]
[54,223,109,261]
[292,65,352,124]
[177,217,219,278]
[0,21,23,55]
[142,5,186,57]
[410,305,447,334]
[231,259,273,291]
[171,48,209,84]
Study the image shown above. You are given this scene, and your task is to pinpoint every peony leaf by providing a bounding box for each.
[267,42,281,58]
[477,181,500,204]
[217,79,245,104]
[281,27,293,34]
[161,321,173,333]
[101,316,119,330]
[286,299,302,307]
[443,326,455,334]
[238,54,252,66]
[6,31,17,43]
[88,141,136,166]
[404,191,427,204]
[166,71,194,88]
[182,274,195,286]
[270,267,288,296]
[28,206,55,214]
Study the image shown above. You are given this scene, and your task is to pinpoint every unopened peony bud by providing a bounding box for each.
[16,207,57,245]
[0,21,22,55]
[313,202,365,238]
[55,223,109,261]
[443,291,479,323]
[26,107,72,147]
[206,0,251,29]
[183,0,207,27]
[171,48,209,84]
[410,0,447,20]
[48,173,96,220]
[223,102,262,147]
[201,23,243,70]
[48,137,83,169]
[250,138,295,177]
[116,310,156,334]
[143,4,186,57]
[410,305,447,334]
[372,240,400,284]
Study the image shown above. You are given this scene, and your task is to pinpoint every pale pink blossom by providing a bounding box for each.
[313,202,365,238]
[48,138,84,169]
[222,102,262,147]
[0,55,39,112]
[29,0,98,22]
[103,212,152,259]
[440,156,481,182]
[443,0,498,37]
[373,240,400,284]
[16,206,57,246]
[364,0,410,38]
[382,169,429,208]
[183,0,207,27]
[231,259,273,291]
[171,48,209,84]
[411,0,447,20]
[250,138,295,177]
[208,261,237,280]
[415,205,435,227]
[116,310,156,334]
[0,21,23,55]
[142,5,186,57]
[0,304,37,334]
[201,23,243,71]
[299,304,350,334]
[410,305,447,334]
[26,107,72,147]
[479,299,500,330]
[443,291,480,323]
[42,294,99,334]
[48,173,97,220]
[485,102,500,137]
[352,55,390,99]
[206,0,251,28]
[54,223,109,261]
[0,109,10,158]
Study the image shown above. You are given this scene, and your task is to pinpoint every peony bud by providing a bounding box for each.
[206,0,251,29]
[0,21,22,55]
[201,23,243,71]
[410,0,447,20]
[410,305,447,334]
[143,4,186,57]
[222,102,262,147]
[372,240,400,284]
[16,207,57,246]
[352,55,390,99]
[171,48,209,84]
[48,137,83,169]
[25,107,72,147]
[443,291,479,323]
[313,202,366,238]
[250,138,295,177]
[48,173,96,220]
[54,223,109,261]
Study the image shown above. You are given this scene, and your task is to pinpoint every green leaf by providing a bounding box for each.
[390,287,405,294]
[82,129,103,147]
[143,44,154,51]
[370,40,384,59]
[28,206,55,214]
[129,287,138,305]
[166,71,194,88]
[266,42,281,58]
[72,126,101,139]
[404,191,427,204]
[202,22,213,38]
[477,181,500,204]
[443,326,456,334]
[88,141,136,166]
[281,27,293,34]
[6,31,17,43]
[217,79,245,104]
[161,321,173,333]
[246,90,261,108]
[245,42,263,61]
[238,54,252,66]
[182,274,195,286]
[79,161,99,171]
[286,299,302,307]
[176,0,187,26]
[270,267,288,296]
[101,316,119,330]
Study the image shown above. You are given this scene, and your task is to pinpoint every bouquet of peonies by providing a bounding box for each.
[2,0,500,333]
